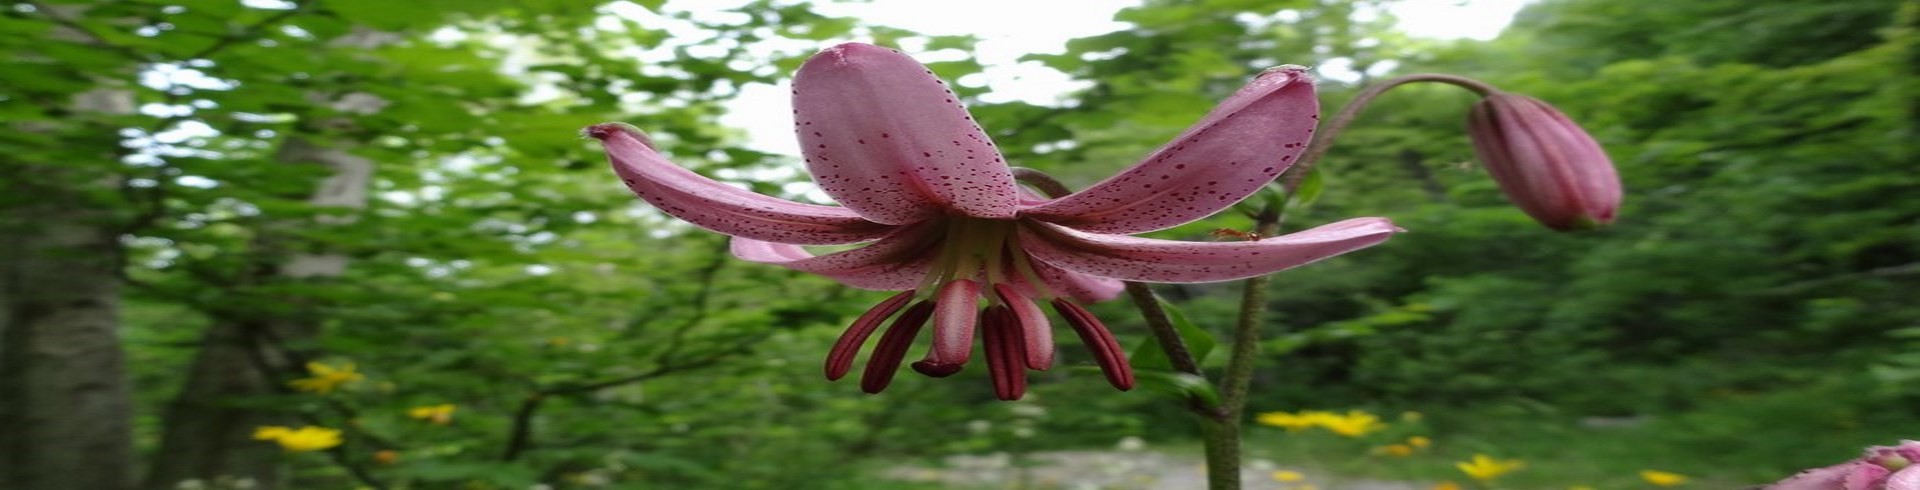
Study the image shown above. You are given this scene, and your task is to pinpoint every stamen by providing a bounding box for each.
[912,279,980,378]
[1004,233,1056,299]
[861,300,934,394]
[992,283,1053,370]
[1051,298,1135,391]
[916,218,966,292]
[982,306,1028,400]
[826,290,917,380]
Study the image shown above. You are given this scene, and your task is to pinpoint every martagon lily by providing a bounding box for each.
[584,43,1401,400]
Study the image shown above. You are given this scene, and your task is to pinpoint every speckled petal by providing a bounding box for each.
[587,123,889,245]
[1019,218,1402,283]
[793,43,1018,223]
[729,223,940,290]
[1023,67,1319,234]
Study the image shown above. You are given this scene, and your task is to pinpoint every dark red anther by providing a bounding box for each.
[981,306,1028,401]
[826,290,917,380]
[861,300,934,394]
[992,283,1053,370]
[1051,298,1134,391]
[913,279,979,378]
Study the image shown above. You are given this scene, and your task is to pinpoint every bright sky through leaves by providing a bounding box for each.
[727,0,1533,155]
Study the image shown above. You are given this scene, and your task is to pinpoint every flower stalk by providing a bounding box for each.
[1283,73,1497,193]
[1281,72,1620,231]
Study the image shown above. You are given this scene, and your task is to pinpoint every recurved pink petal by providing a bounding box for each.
[1019,218,1402,283]
[729,222,941,290]
[588,123,890,245]
[1023,67,1319,234]
[793,43,1018,223]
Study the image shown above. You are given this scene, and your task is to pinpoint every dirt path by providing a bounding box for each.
[883,448,1426,489]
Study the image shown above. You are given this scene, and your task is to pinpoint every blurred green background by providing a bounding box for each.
[2,0,1914,489]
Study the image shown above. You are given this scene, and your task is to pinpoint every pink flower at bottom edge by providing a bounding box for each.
[1768,440,1920,490]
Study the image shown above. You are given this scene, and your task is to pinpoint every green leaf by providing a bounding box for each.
[1132,369,1220,409]
[1128,297,1216,370]
[1286,166,1324,211]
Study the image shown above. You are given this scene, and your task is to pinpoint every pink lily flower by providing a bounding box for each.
[1768,440,1920,490]
[584,43,1401,400]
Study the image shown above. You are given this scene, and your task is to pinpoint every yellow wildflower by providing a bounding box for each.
[1377,444,1415,457]
[1641,469,1688,486]
[252,425,342,452]
[1272,470,1306,482]
[1568,486,1596,490]
[1432,482,1462,490]
[408,404,456,425]
[288,361,363,394]
[1319,410,1385,437]
[1296,485,1319,490]
[252,426,292,440]
[1408,436,1432,448]
[1255,411,1318,431]
[1257,409,1386,436]
[372,450,399,465]
[1456,454,1524,482]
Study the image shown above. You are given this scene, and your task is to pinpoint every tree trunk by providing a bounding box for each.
[0,89,137,490]
[143,137,373,490]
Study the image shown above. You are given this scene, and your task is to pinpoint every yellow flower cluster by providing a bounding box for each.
[288,361,362,394]
[408,404,457,425]
[1375,435,1434,457]
[1641,469,1689,486]
[1456,454,1525,482]
[253,426,342,452]
[1254,409,1386,437]
[1270,469,1318,490]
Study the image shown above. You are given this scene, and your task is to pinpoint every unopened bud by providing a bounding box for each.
[1467,93,1621,231]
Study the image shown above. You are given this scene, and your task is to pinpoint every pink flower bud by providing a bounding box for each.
[1467,93,1622,231]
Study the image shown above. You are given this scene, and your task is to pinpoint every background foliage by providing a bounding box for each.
[2,0,1913,488]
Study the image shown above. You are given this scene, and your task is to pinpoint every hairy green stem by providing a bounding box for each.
[1121,283,1205,379]
[1202,202,1285,490]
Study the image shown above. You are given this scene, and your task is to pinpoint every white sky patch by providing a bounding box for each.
[1392,0,1531,41]
[728,0,1135,155]
[724,0,1529,155]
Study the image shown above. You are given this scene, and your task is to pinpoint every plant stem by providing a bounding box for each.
[1201,202,1285,490]
[1282,73,1499,192]
[1015,166,1285,490]
[1122,283,1206,380]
